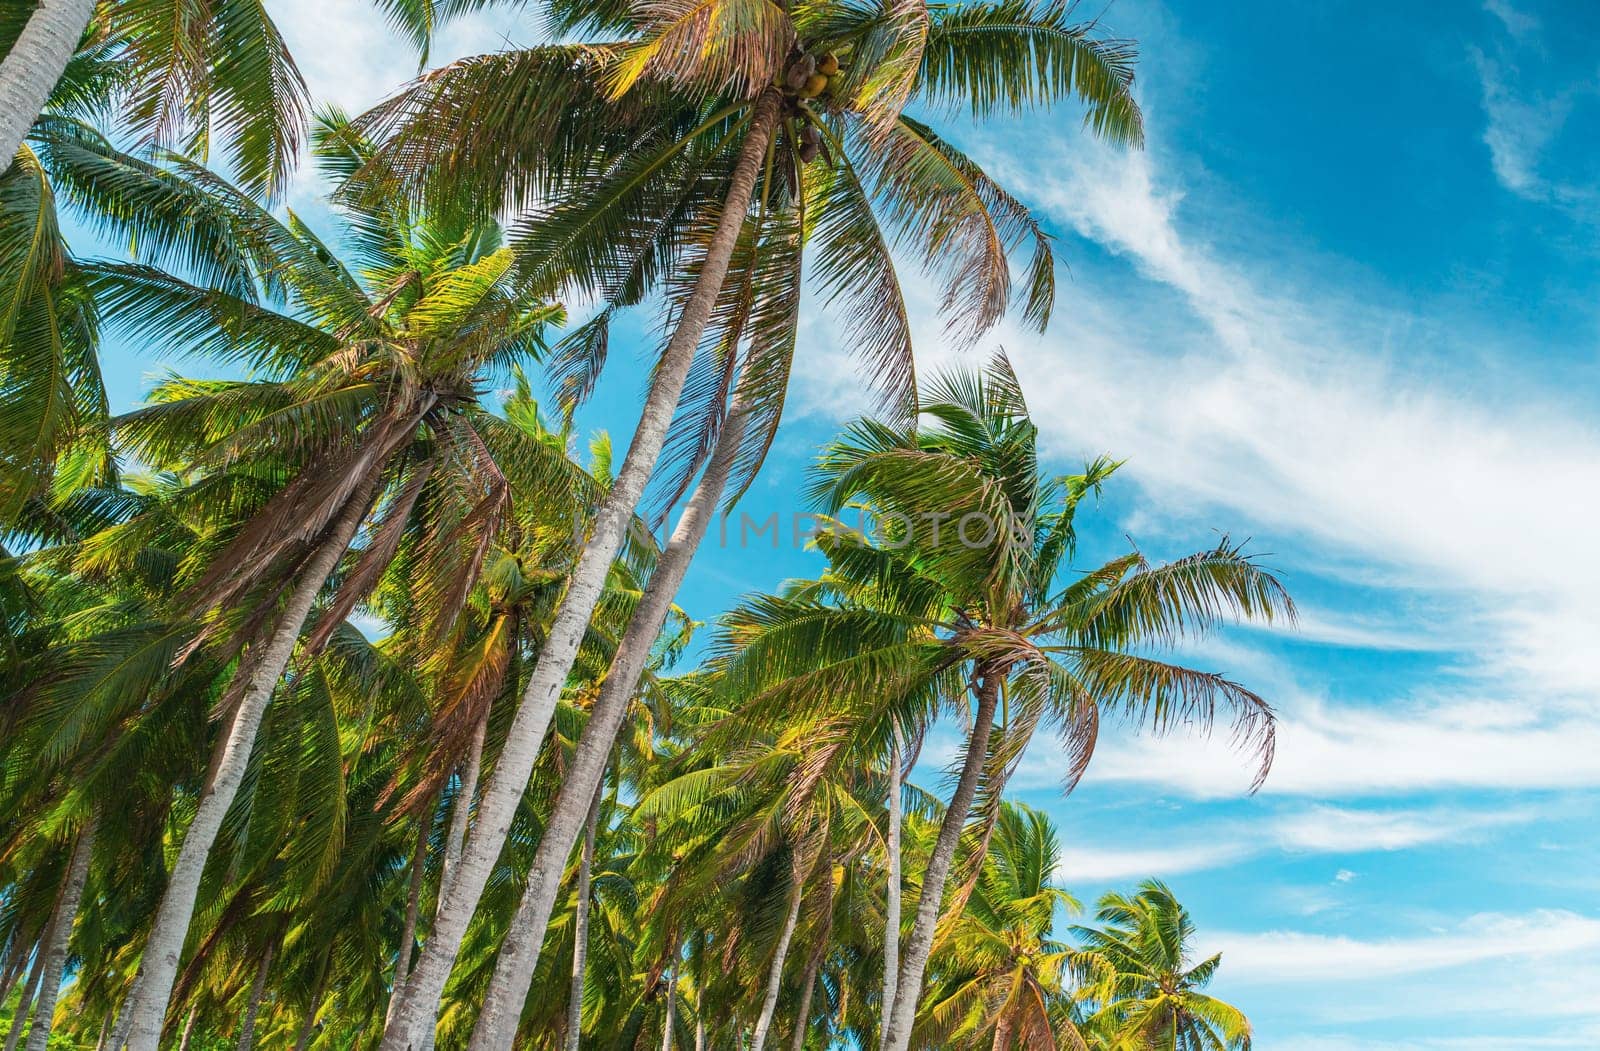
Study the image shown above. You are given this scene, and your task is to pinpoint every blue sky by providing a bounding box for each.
[88,0,1600,1045]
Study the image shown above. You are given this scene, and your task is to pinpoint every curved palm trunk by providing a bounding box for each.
[387,823,428,1025]
[462,342,765,1051]
[990,1014,1013,1051]
[0,0,96,169]
[119,483,376,1051]
[174,1008,196,1051]
[659,965,677,1051]
[564,786,603,1051]
[749,878,803,1051]
[235,946,273,1051]
[438,710,487,906]
[880,671,1002,1051]
[787,906,832,1051]
[3,956,42,1051]
[389,88,786,1051]
[23,819,95,1051]
[882,727,903,1019]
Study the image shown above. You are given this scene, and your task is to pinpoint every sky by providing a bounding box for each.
[87,0,1600,1045]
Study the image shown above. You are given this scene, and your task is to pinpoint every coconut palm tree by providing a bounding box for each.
[712,354,1291,1051]
[65,113,561,1050]
[368,2,1143,1038]
[1070,881,1252,1051]
[917,802,1079,1050]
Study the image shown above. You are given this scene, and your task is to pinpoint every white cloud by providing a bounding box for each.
[1052,803,1532,883]
[1484,0,1540,40]
[1082,690,1600,797]
[1211,909,1600,983]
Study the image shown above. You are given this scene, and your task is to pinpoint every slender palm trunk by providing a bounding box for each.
[438,710,487,906]
[882,727,903,1019]
[120,482,376,1051]
[235,946,273,1051]
[749,877,803,1051]
[990,1015,1013,1051]
[787,911,831,1051]
[880,671,1002,1051]
[404,89,786,1051]
[24,819,96,1051]
[0,0,96,169]
[564,786,603,1051]
[3,959,41,1051]
[387,822,428,1026]
[659,965,676,1051]
[175,1008,195,1051]
[694,1018,705,1051]
[462,355,764,1051]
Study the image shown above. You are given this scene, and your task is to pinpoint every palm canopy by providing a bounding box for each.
[1070,880,1252,1051]
[353,0,1141,507]
[717,352,1289,795]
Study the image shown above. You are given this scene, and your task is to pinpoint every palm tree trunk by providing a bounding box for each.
[0,0,96,169]
[462,355,764,1051]
[749,877,803,1051]
[403,88,786,1051]
[990,1015,1013,1051]
[3,958,41,1051]
[694,1018,705,1051]
[387,822,428,1026]
[880,670,1002,1051]
[175,1008,195,1051]
[882,727,903,1020]
[24,819,96,1051]
[563,785,603,1051]
[787,911,831,1051]
[236,946,273,1051]
[120,481,376,1051]
[659,965,676,1051]
[438,710,487,906]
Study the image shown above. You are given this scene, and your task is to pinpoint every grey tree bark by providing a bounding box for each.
[882,727,903,1022]
[24,819,96,1051]
[0,0,96,170]
[462,331,764,1051]
[387,822,428,1026]
[879,671,1002,1051]
[659,965,676,1051]
[438,710,487,906]
[235,945,273,1051]
[749,876,803,1051]
[175,1008,195,1051]
[563,786,603,1051]
[3,957,41,1051]
[786,907,830,1051]
[384,87,785,1051]
[119,480,377,1051]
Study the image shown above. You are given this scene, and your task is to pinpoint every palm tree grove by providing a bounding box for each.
[11,0,1576,1048]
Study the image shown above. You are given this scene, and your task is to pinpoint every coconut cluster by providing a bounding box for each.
[782,51,841,164]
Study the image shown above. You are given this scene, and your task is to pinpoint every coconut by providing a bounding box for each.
[817,53,840,75]
[799,72,829,98]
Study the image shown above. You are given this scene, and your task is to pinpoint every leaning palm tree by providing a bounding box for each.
[714,354,1291,1051]
[84,113,560,1051]
[1070,881,1252,1051]
[368,3,1143,1041]
[917,802,1079,1050]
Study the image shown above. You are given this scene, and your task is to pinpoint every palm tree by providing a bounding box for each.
[918,802,1079,1050]
[368,2,1143,1039]
[713,354,1291,1051]
[75,114,560,1051]
[0,0,308,195]
[1070,881,1252,1051]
